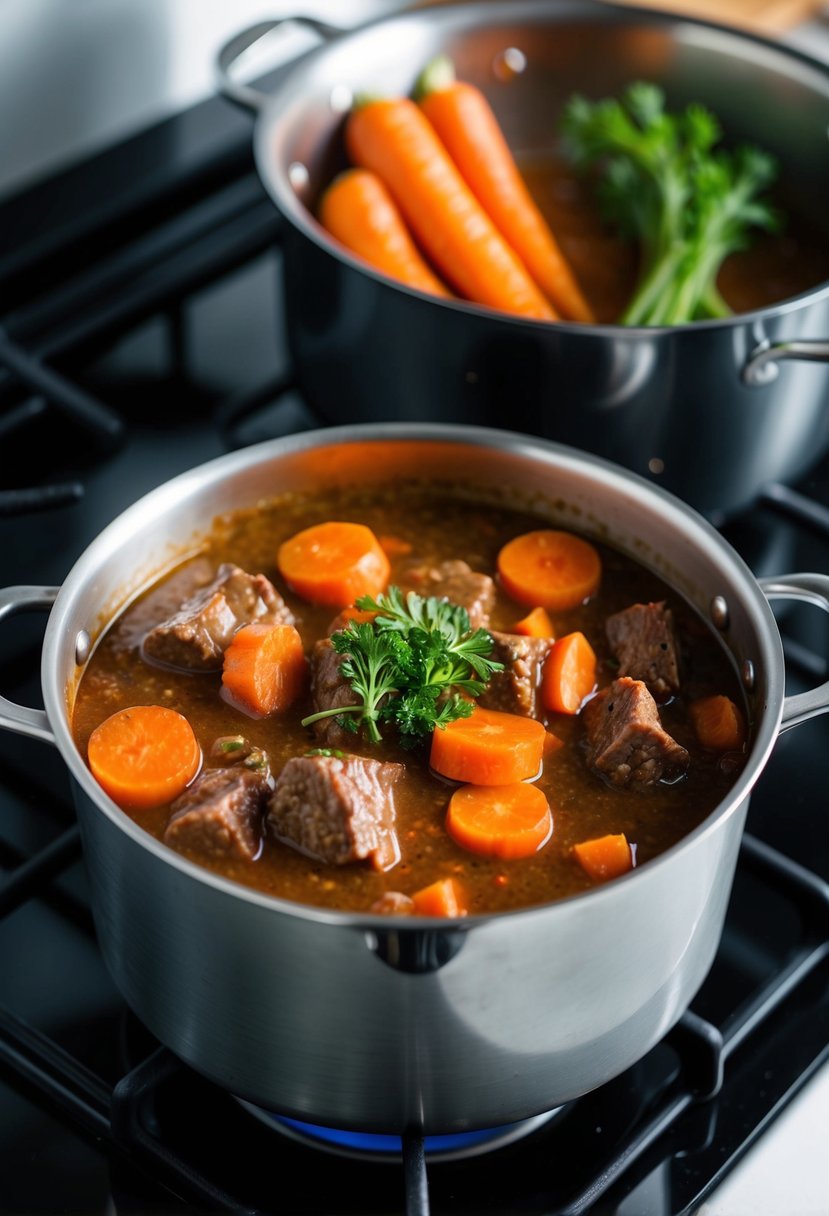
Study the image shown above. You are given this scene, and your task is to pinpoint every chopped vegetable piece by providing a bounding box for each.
[511,605,555,638]
[446,782,553,859]
[221,622,308,717]
[415,55,594,322]
[302,585,503,744]
[87,705,201,811]
[561,81,780,326]
[688,694,747,752]
[430,705,546,784]
[497,530,602,610]
[573,833,633,882]
[318,167,452,298]
[541,631,597,714]
[277,520,390,607]
[345,95,557,321]
[377,534,413,557]
[411,876,467,917]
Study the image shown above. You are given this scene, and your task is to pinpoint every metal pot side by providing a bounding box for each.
[247,0,829,518]
[38,424,786,1133]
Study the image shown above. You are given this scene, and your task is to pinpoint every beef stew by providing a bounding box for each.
[71,481,749,916]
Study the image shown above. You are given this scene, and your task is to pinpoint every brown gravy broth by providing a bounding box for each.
[521,155,829,323]
[71,484,747,916]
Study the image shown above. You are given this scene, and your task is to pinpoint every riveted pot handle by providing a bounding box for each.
[216,16,344,113]
[759,573,829,732]
[742,340,829,388]
[0,585,58,745]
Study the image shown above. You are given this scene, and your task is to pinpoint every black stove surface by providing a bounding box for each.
[1,83,829,1216]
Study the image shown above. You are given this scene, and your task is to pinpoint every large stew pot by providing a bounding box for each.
[217,0,829,519]
[2,423,829,1134]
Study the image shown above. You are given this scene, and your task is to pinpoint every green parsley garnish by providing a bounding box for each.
[561,81,780,325]
[304,747,347,759]
[301,586,503,745]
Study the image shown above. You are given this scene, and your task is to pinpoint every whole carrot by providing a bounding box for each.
[415,56,595,323]
[318,168,451,299]
[345,96,557,322]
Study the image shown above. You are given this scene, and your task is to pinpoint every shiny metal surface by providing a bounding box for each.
[1,422,826,1133]
[218,0,829,518]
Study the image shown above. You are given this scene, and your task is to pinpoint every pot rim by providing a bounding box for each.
[42,421,785,927]
[250,0,829,330]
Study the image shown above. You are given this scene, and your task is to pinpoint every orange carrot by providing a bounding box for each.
[415,56,595,323]
[345,96,557,321]
[511,605,555,638]
[688,695,747,752]
[277,520,390,607]
[446,782,552,859]
[411,876,467,917]
[318,168,452,299]
[430,705,546,784]
[497,529,602,610]
[377,533,413,558]
[573,833,633,882]
[87,705,201,811]
[222,622,308,718]
[541,631,597,714]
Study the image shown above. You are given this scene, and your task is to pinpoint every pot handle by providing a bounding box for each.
[759,573,829,732]
[0,585,58,746]
[742,340,829,388]
[216,17,344,113]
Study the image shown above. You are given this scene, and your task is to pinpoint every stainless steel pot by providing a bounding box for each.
[216,0,829,519]
[2,423,829,1134]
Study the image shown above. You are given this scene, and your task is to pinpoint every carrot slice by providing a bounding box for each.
[222,622,308,718]
[377,533,413,557]
[318,168,451,298]
[511,605,555,638]
[573,833,633,882]
[415,56,595,323]
[430,706,546,784]
[277,520,391,607]
[345,96,557,321]
[411,876,467,917]
[446,782,552,860]
[497,530,602,610]
[688,695,747,752]
[541,631,597,714]
[87,705,201,811]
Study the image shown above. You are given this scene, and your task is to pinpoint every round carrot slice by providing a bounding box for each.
[87,705,201,811]
[497,529,601,610]
[447,782,553,860]
[277,520,391,607]
[429,706,546,784]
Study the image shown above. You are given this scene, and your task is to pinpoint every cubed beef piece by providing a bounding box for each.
[308,637,363,747]
[479,630,552,717]
[163,766,271,861]
[582,677,689,788]
[399,559,495,629]
[268,754,403,871]
[606,601,680,698]
[142,562,294,672]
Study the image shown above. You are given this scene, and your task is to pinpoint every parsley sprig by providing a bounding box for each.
[301,586,503,745]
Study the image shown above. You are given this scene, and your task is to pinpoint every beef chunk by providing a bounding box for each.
[268,754,403,871]
[479,630,552,717]
[606,601,680,698]
[308,637,363,747]
[142,562,294,672]
[399,559,494,629]
[583,677,689,788]
[164,766,271,861]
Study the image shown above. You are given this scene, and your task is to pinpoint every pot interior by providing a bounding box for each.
[260,0,829,256]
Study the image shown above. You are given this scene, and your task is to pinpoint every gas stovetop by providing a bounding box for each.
[1,60,829,1216]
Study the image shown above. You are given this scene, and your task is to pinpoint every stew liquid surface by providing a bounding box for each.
[72,484,748,916]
